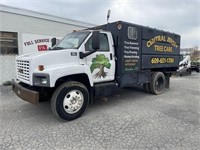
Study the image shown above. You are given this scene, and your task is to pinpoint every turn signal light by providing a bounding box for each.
[38,65,44,71]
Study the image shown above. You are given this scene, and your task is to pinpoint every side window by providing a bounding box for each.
[85,33,109,51]
[99,34,109,51]
[0,32,18,55]
[128,26,137,40]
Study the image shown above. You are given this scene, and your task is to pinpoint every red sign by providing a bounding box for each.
[38,45,48,51]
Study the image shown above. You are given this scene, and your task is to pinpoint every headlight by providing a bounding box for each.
[33,73,50,87]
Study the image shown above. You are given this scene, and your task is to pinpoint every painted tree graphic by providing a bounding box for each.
[90,54,111,79]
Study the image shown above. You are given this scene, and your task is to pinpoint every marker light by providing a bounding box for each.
[38,65,44,71]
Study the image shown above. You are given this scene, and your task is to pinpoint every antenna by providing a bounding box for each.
[107,9,111,23]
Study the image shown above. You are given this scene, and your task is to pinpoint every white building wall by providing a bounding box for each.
[0,5,94,84]
[0,55,16,84]
[0,11,92,55]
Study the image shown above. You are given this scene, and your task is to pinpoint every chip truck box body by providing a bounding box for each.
[91,21,180,87]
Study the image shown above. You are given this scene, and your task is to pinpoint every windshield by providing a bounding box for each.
[52,31,90,50]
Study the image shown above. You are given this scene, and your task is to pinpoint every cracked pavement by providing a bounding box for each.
[0,73,200,150]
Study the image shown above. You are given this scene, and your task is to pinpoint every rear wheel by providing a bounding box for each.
[51,81,89,121]
[149,72,166,95]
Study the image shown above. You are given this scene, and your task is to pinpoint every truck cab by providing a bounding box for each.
[13,30,117,120]
[15,30,115,88]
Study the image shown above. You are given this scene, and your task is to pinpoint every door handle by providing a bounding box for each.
[110,53,113,60]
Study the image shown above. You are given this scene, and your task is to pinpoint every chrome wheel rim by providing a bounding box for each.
[63,90,84,114]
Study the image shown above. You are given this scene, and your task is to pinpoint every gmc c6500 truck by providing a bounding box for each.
[12,21,180,121]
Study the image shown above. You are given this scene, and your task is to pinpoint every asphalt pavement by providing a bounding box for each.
[0,73,200,150]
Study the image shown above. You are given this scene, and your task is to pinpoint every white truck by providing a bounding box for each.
[12,21,180,121]
[178,55,191,76]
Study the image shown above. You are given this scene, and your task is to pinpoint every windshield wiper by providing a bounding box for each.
[51,46,65,50]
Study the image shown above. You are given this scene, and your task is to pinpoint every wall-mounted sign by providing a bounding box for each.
[22,33,62,54]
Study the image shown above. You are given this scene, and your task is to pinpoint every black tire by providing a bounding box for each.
[51,81,89,121]
[149,72,166,95]
[143,83,150,93]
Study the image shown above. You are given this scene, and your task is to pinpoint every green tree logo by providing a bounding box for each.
[90,54,111,79]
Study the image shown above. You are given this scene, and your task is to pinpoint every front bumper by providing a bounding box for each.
[12,80,39,104]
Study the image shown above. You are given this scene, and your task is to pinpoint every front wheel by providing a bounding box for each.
[149,72,166,95]
[51,81,89,121]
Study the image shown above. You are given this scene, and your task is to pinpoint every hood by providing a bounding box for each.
[17,49,80,70]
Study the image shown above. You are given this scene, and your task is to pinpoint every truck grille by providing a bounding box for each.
[17,60,30,81]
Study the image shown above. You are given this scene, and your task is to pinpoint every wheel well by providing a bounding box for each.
[55,74,91,89]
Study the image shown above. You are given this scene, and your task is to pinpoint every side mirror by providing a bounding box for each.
[92,31,100,50]
[51,38,57,47]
